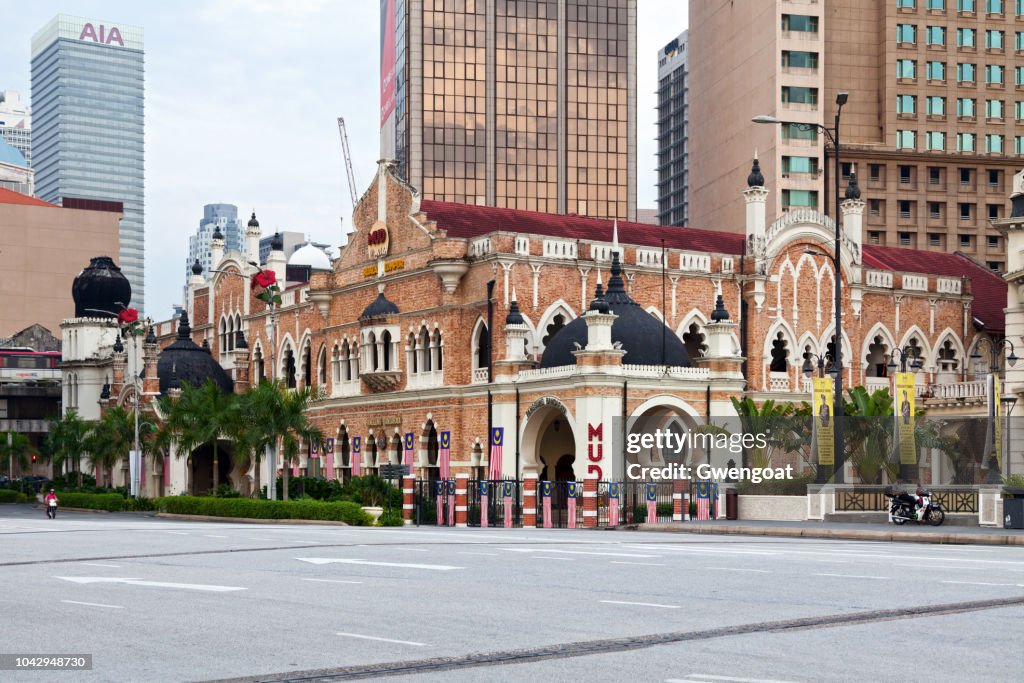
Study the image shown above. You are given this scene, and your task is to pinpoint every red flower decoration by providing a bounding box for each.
[252,270,277,290]
[117,308,139,325]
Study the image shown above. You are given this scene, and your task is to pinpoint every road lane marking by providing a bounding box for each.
[80,563,121,568]
[166,531,188,535]
[600,600,680,609]
[457,552,498,557]
[335,632,426,646]
[813,573,889,580]
[706,567,771,573]
[204,535,227,539]
[296,558,461,571]
[55,576,247,592]
[669,675,798,683]
[302,578,363,585]
[942,580,1024,587]
[391,547,429,552]
[61,600,124,609]
[501,548,661,558]
[611,561,666,567]
[535,556,575,561]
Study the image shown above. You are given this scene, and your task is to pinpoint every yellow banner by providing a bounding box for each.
[895,372,916,465]
[994,375,1003,469]
[813,377,834,466]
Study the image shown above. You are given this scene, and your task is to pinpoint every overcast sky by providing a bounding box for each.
[1,1,688,320]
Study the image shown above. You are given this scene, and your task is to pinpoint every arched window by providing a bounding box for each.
[426,422,439,466]
[219,318,227,354]
[542,314,566,347]
[339,428,350,467]
[408,332,418,373]
[938,340,958,372]
[865,335,889,378]
[331,345,341,383]
[769,332,789,372]
[682,322,707,360]
[381,330,392,371]
[367,332,378,372]
[433,329,443,371]
[420,327,431,372]
[302,343,312,387]
[907,336,924,367]
[475,323,489,370]
[227,317,235,352]
[283,345,296,388]
[825,336,838,374]
[341,341,352,381]
[317,346,327,385]
[254,347,265,381]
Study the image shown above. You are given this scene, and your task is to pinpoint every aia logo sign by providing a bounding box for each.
[79,23,125,47]
[367,220,390,259]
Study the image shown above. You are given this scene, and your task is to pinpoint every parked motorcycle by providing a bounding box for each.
[885,486,945,526]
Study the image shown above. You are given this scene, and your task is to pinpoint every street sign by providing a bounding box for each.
[379,464,409,480]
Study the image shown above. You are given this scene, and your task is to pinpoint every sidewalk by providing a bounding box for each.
[638,519,1024,546]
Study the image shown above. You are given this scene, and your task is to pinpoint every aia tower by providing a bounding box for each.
[31,15,146,312]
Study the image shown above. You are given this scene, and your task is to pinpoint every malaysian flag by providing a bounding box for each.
[695,481,712,521]
[351,437,362,477]
[435,480,444,526]
[446,479,456,526]
[311,439,319,457]
[403,432,415,468]
[480,481,490,528]
[503,481,514,528]
[489,428,503,480]
[608,483,620,527]
[567,481,579,529]
[324,438,335,479]
[439,431,451,479]
[541,480,553,529]
[646,483,658,523]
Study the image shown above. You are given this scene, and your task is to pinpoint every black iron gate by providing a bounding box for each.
[414,478,454,526]
[467,479,522,528]
[535,480,584,528]
[619,481,675,524]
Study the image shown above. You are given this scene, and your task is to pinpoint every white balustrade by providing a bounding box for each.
[768,373,791,392]
[866,270,893,288]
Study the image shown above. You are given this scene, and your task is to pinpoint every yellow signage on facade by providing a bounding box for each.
[895,372,916,465]
[813,377,834,466]
[994,375,1003,469]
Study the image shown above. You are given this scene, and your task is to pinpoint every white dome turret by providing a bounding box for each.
[288,243,332,271]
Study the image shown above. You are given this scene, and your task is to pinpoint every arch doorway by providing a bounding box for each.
[188,441,235,495]
[521,401,577,480]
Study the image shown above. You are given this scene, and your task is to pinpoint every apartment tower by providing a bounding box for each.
[656,31,688,226]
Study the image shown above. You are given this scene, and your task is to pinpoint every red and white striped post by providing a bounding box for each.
[522,473,538,529]
[682,479,691,521]
[583,474,598,528]
[455,473,469,527]
[402,475,415,525]
[673,478,690,523]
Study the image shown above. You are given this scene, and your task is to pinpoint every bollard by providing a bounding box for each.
[583,475,598,528]
[523,473,538,529]
[455,473,469,527]
[672,479,684,522]
[402,475,414,525]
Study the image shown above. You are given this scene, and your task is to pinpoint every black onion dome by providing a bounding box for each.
[212,224,224,241]
[270,232,284,251]
[145,325,158,344]
[845,171,861,200]
[247,211,259,228]
[156,311,234,395]
[711,294,730,321]
[360,291,400,320]
[747,156,765,188]
[589,283,610,314]
[191,259,203,276]
[72,256,132,318]
[506,298,525,325]
[540,253,692,368]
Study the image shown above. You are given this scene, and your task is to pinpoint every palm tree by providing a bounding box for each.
[231,381,281,498]
[163,380,237,493]
[0,431,37,479]
[251,382,322,501]
[44,410,91,487]
[729,397,811,470]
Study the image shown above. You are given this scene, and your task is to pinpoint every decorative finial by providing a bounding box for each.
[747,153,765,188]
[177,310,192,339]
[711,294,730,322]
[845,164,861,200]
[589,281,610,314]
[212,223,224,241]
[506,297,525,325]
[248,211,259,229]
[612,217,620,255]
[145,325,157,344]
[191,259,203,276]
[113,335,124,354]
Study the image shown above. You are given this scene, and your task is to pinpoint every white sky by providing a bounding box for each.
[0,1,688,320]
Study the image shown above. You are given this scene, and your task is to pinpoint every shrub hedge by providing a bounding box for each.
[0,490,27,503]
[154,497,373,525]
[376,510,405,527]
[57,492,126,512]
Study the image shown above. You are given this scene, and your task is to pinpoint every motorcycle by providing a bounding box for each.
[46,497,58,519]
[885,487,945,526]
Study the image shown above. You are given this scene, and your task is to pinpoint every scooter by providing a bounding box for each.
[885,487,945,526]
[46,498,58,519]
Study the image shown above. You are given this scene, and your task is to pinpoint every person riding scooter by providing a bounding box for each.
[44,489,59,519]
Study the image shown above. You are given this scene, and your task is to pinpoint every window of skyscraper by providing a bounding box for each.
[926,26,946,45]
[896,130,916,149]
[958,97,977,116]
[781,15,819,32]
[897,24,917,44]
[897,59,917,78]
[958,27,976,47]
[897,94,917,114]
[781,86,818,105]
[926,61,946,79]
[985,29,1004,49]
[927,95,945,115]
[958,62,976,82]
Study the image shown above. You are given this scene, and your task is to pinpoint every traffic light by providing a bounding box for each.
[31,455,37,463]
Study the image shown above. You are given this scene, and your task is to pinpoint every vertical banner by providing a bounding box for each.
[813,377,835,467]
[480,481,490,528]
[403,432,415,468]
[446,479,456,526]
[351,436,362,477]
[503,481,514,528]
[324,438,335,480]
[439,431,451,479]
[994,375,1003,470]
[311,439,319,458]
[695,481,712,520]
[567,482,578,529]
[646,483,657,523]
[435,480,444,526]
[379,0,397,126]
[896,372,916,465]
[608,483,620,527]
[541,480,553,529]
[489,428,504,480]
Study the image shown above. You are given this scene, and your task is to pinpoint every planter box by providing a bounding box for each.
[361,506,384,523]
[737,495,806,521]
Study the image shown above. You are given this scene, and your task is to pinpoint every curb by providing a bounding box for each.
[156,513,353,526]
[638,523,1024,546]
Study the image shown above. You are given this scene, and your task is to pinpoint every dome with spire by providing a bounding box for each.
[212,223,224,241]
[156,311,234,395]
[360,289,400,320]
[845,170,861,200]
[747,154,765,188]
[191,259,203,276]
[540,253,693,368]
[288,242,332,271]
[72,256,132,318]
[247,211,260,229]
[270,232,284,251]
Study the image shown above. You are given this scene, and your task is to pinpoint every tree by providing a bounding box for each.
[248,382,323,501]
[1,431,37,479]
[729,397,811,471]
[44,410,91,487]
[161,380,237,493]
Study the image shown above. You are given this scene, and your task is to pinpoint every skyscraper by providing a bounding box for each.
[380,0,637,220]
[31,15,146,310]
[689,0,1021,270]
[0,90,32,166]
[656,31,687,227]
[186,204,244,281]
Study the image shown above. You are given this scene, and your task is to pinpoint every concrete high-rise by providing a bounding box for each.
[31,15,146,310]
[380,0,637,220]
[689,0,1024,271]
[186,204,245,281]
[656,31,688,227]
[0,90,32,166]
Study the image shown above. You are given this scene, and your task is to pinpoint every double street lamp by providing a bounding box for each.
[755,91,849,484]
[970,337,1018,481]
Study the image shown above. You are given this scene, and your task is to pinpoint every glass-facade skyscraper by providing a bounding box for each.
[186,204,244,282]
[380,0,637,221]
[31,15,145,311]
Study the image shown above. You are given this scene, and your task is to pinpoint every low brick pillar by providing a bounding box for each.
[583,475,598,528]
[455,473,469,527]
[522,473,538,529]
[402,475,415,525]
[673,478,691,522]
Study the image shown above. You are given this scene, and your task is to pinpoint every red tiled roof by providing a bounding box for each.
[419,199,746,254]
[0,188,55,208]
[862,245,1006,331]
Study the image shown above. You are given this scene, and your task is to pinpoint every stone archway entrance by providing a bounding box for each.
[521,398,577,480]
[188,441,235,495]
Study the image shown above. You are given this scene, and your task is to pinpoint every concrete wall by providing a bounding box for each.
[737,494,807,521]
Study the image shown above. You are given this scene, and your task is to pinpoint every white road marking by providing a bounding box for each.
[296,558,462,571]
[61,600,124,610]
[391,547,429,552]
[80,563,121,568]
[668,674,798,683]
[204,535,227,539]
[610,561,666,567]
[534,556,575,561]
[335,632,426,646]
[166,531,188,535]
[813,573,889,580]
[501,548,661,558]
[457,551,499,557]
[301,578,363,585]
[706,567,771,573]
[942,580,1024,587]
[601,600,681,609]
[55,576,247,592]
[625,545,776,557]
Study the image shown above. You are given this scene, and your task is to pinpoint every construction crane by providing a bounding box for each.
[337,117,359,212]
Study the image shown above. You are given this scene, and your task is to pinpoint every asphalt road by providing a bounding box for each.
[1,504,1023,682]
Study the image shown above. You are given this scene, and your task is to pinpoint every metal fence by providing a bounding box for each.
[413,478,453,526]
[467,479,522,528]
[619,481,676,524]
[534,480,585,528]
[834,486,979,513]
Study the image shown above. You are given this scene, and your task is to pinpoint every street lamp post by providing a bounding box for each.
[887,346,923,481]
[755,91,848,484]
[971,337,1018,481]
